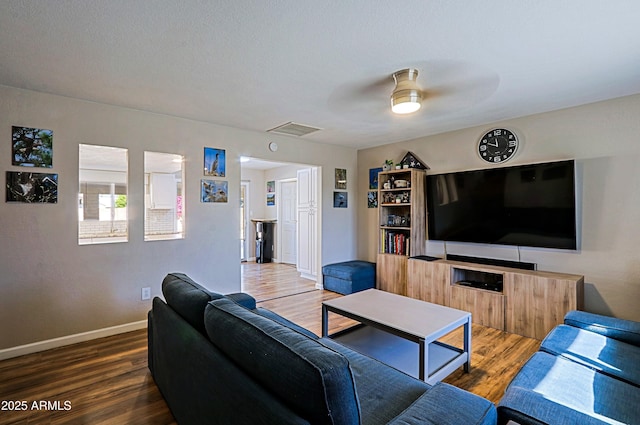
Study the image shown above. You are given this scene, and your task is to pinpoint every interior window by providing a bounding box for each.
[78,144,128,245]
[144,151,184,241]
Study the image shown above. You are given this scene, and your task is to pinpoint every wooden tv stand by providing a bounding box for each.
[404,258,584,340]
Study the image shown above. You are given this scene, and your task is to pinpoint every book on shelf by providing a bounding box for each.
[381,229,410,256]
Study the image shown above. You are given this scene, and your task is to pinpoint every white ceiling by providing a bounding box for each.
[2,1,640,149]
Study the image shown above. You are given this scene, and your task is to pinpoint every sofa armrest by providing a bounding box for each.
[388,382,496,425]
[225,292,256,310]
[564,310,640,346]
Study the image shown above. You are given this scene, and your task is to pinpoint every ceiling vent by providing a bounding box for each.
[267,122,322,137]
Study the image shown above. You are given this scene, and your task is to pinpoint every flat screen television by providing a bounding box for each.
[426,160,577,250]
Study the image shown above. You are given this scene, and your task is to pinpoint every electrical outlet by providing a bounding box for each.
[141,287,151,300]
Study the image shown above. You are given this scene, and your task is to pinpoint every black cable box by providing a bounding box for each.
[455,280,503,292]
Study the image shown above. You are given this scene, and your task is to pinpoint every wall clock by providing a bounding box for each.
[478,128,518,163]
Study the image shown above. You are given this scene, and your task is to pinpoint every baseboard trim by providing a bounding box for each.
[300,272,317,282]
[0,320,147,361]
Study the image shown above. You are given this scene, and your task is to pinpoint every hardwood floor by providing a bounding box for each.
[240,261,318,302]
[0,263,539,424]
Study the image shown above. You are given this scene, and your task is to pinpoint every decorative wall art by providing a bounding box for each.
[201,179,228,203]
[335,168,347,190]
[6,171,58,203]
[267,193,275,206]
[333,191,347,208]
[12,126,53,168]
[203,147,226,177]
[400,151,430,170]
[367,191,378,208]
[267,180,275,193]
[369,167,382,189]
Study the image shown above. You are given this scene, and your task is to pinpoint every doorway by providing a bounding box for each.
[240,157,321,283]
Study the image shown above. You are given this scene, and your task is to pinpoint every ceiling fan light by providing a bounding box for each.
[391,90,422,114]
[391,68,422,114]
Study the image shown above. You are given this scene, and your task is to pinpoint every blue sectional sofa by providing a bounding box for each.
[148,273,497,425]
[497,310,640,425]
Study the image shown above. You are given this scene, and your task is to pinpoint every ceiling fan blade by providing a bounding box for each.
[327,75,394,121]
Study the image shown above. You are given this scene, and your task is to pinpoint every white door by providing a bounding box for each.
[280,180,297,264]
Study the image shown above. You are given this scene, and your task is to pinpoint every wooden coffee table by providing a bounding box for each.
[322,289,471,385]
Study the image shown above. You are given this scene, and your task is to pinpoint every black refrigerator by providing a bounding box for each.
[254,220,275,263]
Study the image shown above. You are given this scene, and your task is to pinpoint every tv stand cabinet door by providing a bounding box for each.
[407,259,449,305]
[449,285,505,330]
[505,272,584,339]
[376,254,407,296]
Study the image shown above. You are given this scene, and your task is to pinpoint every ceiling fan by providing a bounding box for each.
[327,61,499,122]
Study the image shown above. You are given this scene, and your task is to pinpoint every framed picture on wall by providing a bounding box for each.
[267,193,275,206]
[333,191,347,208]
[204,147,226,177]
[12,126,53,168]
[369,167,382,189]
[201,179,228,202]
[367,191,378,208]
[335,168,347,190]
[6,171,58,203]
[267,180,275,193]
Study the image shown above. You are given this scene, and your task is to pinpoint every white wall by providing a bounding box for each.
[241,167,267,222]
[358,94,640,321]
[0,85,357,351]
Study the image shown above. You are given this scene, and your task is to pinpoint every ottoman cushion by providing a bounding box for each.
[322,261,376,295]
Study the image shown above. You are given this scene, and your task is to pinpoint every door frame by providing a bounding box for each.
[240,180,250,262]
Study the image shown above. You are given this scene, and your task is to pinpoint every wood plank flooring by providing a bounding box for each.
[0,262,539,424]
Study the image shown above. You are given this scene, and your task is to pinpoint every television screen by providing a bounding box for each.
[426,160,577,250]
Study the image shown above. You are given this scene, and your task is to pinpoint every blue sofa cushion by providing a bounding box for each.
[205,298,361,425]
[323,260,375,281]
[320,337,429,425]
[541,324,640,387]
[498,352,640,425]
[162,272,224,334]
[322,338,496,425]
[389,382,497,425]
[565,310,640,346]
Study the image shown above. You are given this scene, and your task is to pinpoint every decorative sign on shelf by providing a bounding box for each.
[400,151,429,170]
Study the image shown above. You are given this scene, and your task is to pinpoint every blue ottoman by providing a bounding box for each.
[322,261,376,295]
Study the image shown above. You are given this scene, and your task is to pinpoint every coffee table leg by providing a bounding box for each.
[322,305,328,337]
[419,338,426,381]
[463,317,471,372]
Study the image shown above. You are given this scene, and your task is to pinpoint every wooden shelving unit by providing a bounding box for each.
[376,168,426,294]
